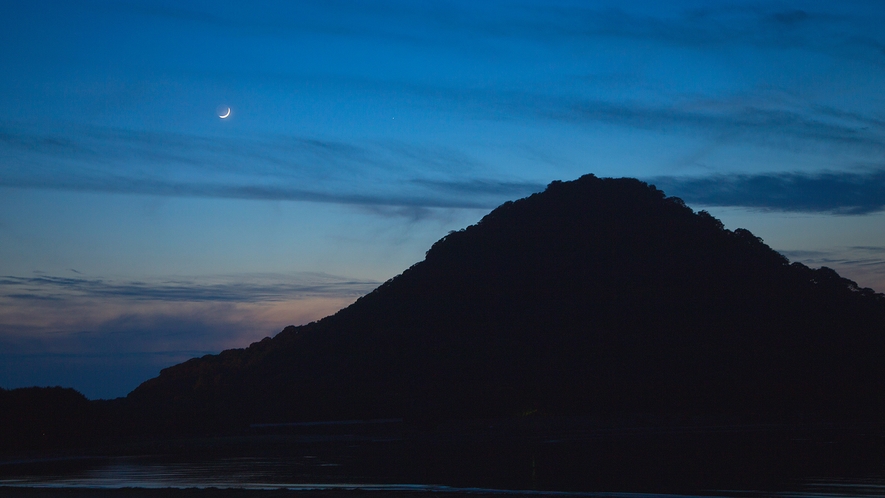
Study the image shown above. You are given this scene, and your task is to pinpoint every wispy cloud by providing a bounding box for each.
[0,122,540,209]
[0,272,378,304]
[131,2,885,60]
[0,271,377,397]
[6,3,885,210]
[4,109,882,215]
[780,245,885,294]
[782,246,885,268]
[651,169,885,215]
[5,3,885,214]
[0,293,356,357]
[397,82,880,156]
[552,99,885,153]
[521,4,881,54]
[850,245,885,253]
[409,178,545,205]
[330,79,885,157]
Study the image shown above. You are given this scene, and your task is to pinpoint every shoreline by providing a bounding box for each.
[0,488,693,498]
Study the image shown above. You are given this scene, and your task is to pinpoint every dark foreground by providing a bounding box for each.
[2,418,885,497]
[0,490,657,498]
[0,490,584,498]
[0,490,350,498]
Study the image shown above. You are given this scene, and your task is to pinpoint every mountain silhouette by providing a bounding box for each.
[116,174,885,436]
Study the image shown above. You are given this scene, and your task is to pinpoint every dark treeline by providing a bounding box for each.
[4,174,885,452]
[0,387,91,451]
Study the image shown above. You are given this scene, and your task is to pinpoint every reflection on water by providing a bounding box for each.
[0,455,360,490]
[2,423,885,497]
[784,478,885,497]
[2,455,885,497]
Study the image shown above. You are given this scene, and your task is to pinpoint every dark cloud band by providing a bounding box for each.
[651,169,885,215]
[0,273,379,303]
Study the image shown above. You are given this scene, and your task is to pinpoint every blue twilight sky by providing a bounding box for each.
[2,1,885,399]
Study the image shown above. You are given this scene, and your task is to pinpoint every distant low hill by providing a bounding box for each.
[115,174,885,436]
[0,386,97,451]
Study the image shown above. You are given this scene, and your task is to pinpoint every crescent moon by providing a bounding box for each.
[219,108,231,119]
